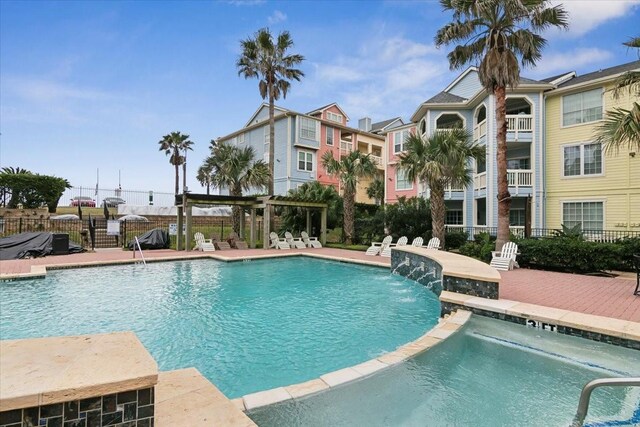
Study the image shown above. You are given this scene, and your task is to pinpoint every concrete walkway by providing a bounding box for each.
[1,248,638,322]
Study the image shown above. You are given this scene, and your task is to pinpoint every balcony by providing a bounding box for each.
[507,169,533,192]
[369,154,383,166]
[473,120,487,141]
[474,172,487,190]
[506,114,533,140]
[340,140,353,155]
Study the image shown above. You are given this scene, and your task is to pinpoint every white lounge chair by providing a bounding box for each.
[194,232,215,252]
[301,231,322,248]
[382,236,408,257]
[366,235,392,256]
[285,231,307,249]
[426,237,440,250]
[490,241,519,271]
[411,237,424,247]
[270,232,290,250]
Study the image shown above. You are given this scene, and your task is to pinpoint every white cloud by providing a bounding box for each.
[4,77,117,103]
[551,0,640,36]
[530,47,614,76]
[267,10,287,25]
[317,64,364,82]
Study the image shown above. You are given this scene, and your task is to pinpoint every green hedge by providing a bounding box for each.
[516,237,640,273]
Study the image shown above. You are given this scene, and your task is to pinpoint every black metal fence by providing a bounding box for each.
[0,217,265,249]
[444,225,640,242]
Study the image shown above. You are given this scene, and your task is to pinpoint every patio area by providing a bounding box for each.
[0,247,638,322]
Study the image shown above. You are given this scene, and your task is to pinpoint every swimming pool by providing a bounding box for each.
[248,315,640,427]
[0,257,441,398]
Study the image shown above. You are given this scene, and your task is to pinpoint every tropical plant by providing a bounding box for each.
[158,132,194,196]
[197,164,214,195]
[279,181,342,234]
[435,0,568,250]
[384,197,432,242]
[595,36,640,153]
[398,129,484,247]
[366,177,385,206]
[0,167,32,207]
[237,28,305,195]
[0,170,70,212]
[205,142,270,234]
[321,150,377,245]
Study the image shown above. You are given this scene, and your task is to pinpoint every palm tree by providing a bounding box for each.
[398,129,484,247]
[237,28,305,195]
[321,151,377,245]
[435,0,568,250]
[196,164,214,195]
[205,142,270,234]
[280,181,342,234]
[0,167,32,208]
[158,132,194,196]
[366,177,385,206]
[595,36,640,153]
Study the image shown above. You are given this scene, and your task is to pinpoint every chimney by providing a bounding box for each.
[358,117,372,132]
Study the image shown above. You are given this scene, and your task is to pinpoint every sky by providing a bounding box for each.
[1,0,639,193]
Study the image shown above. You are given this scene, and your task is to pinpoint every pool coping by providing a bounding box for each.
[237,310,473,412]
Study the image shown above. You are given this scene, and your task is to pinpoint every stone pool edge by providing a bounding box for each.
[236,310,473,412]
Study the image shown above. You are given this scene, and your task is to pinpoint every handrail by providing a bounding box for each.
[571,377,640,427]
[133,236,147,266]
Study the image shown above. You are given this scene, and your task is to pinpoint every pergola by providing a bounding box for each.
[175,194,328,251]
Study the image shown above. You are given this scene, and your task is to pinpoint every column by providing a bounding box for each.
[250,209,256,249]
[306,210,311,234]
[176,206,184,251]
[263,204,270,249]
[320,207,327,246]
[185,205,193,251]
[239,207,245,239]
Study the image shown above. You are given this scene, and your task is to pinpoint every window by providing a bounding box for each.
[419,119,426,135]
[510,209,525,226]
[563,202,603,231]
[326,111,342,123]
[563,143,602,177]
[326,126,334,145]
[393,130,409,153]
[507,158,530,170]
[237,133,245,144]
[300,117,317,140]
[395,169,412,190]
[263,127,270,163]
[446,210,463,225]
[298,151,313,172]
[562,88,603,126]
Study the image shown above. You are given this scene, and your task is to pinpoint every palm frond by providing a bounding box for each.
[594,102,640,154]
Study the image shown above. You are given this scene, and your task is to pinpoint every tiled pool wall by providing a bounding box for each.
[0,387,155,427]
[390,251,499,299]
[441,302,640,351]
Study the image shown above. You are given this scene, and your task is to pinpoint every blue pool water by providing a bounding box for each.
[0,257,441,398]
[249,316,640,427]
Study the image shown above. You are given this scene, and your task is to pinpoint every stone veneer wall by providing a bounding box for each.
[441,302,640,351]
[0,387,154,427]
[390,250,498,299]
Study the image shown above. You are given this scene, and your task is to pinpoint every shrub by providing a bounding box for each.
[354,207,385,244]
[384,197,432,241]
[516,237,639,273]
[459,232,495,263]
[444,230,468,250]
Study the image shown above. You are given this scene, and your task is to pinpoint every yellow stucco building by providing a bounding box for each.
[544,61,640,235]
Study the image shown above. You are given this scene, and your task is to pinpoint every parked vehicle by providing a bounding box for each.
[103,197,126,207]
[70,196,96,207]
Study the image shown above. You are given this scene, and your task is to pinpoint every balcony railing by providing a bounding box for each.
[507,169,533,193]
[506,114,533,140]
[474,172,487,190]
[473,120,487,141]
[369,154,382,166]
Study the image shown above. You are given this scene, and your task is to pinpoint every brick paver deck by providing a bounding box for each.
[1,248,638,322]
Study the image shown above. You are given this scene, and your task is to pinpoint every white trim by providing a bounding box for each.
[296,149,314,172]
[244,103,290,128]
[560,141,604,179]
[393,128,411,154]
[560,87,605,129]
[287,116,292,192]
[307,103,350,121]
[325,125,334,146]
[418,117,427,137]
[326,111,343,124]
[434,111,466,130]
[547,69,639,95]
[299,116,319,141]
[444,66,479,92]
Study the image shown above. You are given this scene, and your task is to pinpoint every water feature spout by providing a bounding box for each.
[408,262,425,278]
[415,268,437,282]
[391,256,411,275]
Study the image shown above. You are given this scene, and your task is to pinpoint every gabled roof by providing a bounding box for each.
[555,60,640,89]
[425,91,467,104]
[371,117,404,133]
[443,66,478,92]
[306,102,350,121]
[243,103,291,128]
[540,71,576,84]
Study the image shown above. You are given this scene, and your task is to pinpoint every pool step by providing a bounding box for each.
[155,368,256,427]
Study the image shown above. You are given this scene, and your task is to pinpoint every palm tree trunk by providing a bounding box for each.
[343,187,355,245]
[174,162,180,197]
[495,85,511,251]
[268,89,275,196]
[430,181,446,246]
[231,186,242,235]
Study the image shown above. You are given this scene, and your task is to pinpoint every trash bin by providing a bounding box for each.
[51,233,70,255]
